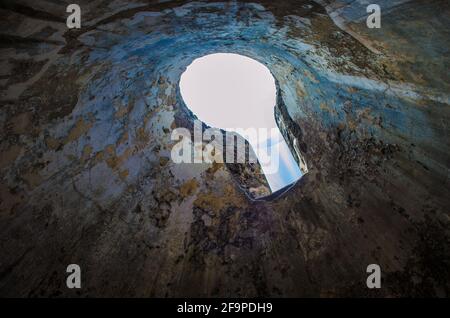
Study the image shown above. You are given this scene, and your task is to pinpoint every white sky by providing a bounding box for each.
[179,53,301,191]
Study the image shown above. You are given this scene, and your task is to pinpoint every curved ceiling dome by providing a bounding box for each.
[0,0,448,298]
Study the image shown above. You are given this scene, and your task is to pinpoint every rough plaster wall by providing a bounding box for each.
[0,0,449,297]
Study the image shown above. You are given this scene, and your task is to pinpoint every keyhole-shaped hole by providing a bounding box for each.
[179,53,302,192]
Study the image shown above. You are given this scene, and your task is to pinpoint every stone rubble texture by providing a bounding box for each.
[0,0,449,297]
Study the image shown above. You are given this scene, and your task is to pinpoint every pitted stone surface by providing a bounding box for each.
[0,0,449,297]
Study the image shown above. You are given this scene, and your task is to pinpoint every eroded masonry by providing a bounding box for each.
[0,0,449,297]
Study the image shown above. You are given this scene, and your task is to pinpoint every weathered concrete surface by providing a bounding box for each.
[0,0,449,297]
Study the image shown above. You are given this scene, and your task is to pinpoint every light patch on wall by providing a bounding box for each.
[179,53,301,192]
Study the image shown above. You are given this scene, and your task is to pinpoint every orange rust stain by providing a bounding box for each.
[66,116,94,143]
[179,178,198,198]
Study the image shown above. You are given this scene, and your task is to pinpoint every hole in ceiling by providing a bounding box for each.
[179,53,302,193]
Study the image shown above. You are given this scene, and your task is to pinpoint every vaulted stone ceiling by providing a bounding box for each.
[0,0,449,297]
